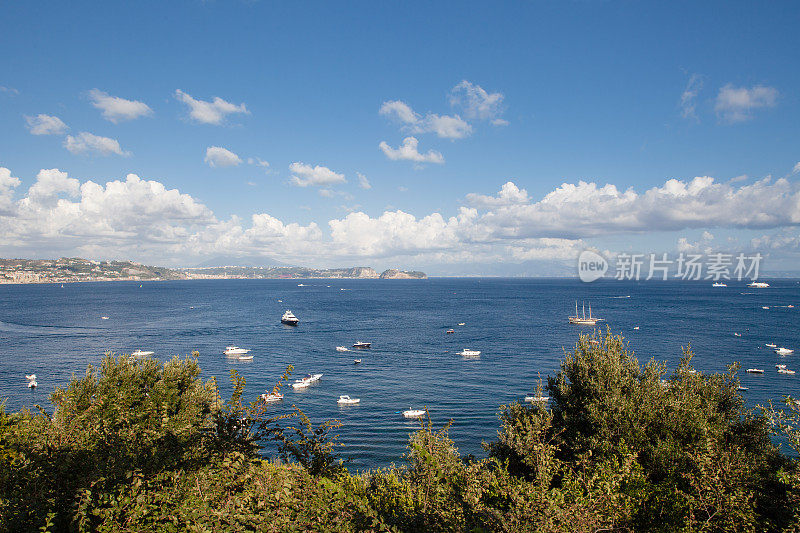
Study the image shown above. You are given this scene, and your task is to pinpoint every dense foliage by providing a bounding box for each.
[1,332,798,531]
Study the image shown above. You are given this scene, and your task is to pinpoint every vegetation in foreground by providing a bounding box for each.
[1,331,798,532]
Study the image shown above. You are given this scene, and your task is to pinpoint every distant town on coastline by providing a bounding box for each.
[0,258,427,284]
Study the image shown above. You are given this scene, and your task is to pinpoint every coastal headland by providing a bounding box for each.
[0,257,426,284]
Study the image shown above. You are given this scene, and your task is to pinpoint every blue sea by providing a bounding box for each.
[1,278,798,470]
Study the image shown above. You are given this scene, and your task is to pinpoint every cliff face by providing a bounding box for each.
[345,267,380,279]
[379,269,428,279]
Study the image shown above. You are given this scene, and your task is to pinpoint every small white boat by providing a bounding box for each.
[297,284,306,287]
[734,333,741,337]
[337,395,360,405]
[260,392,284,402]
[292,373,323,388]
[524,395,550,403]
[746,368,765,374]
[457,349,481,356]
[778,368,796,375]
[131,349,154,357]
[224,346,250,356]
[458,322,465,326]
[237,355,254,361]
[354,359,361,364]
[27,380,37,389]
[446,329,455,334]
[353,341,371,349]
[762,306,770,310]
[403,408,425,418]
[748,281,770,288]
[775,347,794,356]
[766,343,777,348]
[336,346,349,352]
[738,385,749,391]
[101,316,109,320]
[281,310,299,326]
[712,282,727,287]
[633,326,640,330]
[25,374,36,381]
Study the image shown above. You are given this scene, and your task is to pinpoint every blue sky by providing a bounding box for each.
[1,1,798,274]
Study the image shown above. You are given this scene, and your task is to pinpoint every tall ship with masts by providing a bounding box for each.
[568,301,601,325]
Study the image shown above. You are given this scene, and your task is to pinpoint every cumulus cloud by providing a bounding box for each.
[715,84,778,123]
[477,176,800,240]
[64,132,130,156]
[88,89,153,123]
[792,162,800,175]
[380,100,471,139]
[174,89,249,125]
[449,80,505,122]
[25,114,68,135]
[379,137,444,164]
[204,146,242,167]
[0,86,20,96]
[0,167,21,214]
[357,172,371,190]
[3,165,800,269]
[289,162,346,187]
[680,74,703,121]
[465,181,529,208]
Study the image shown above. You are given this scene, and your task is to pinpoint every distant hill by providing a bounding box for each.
[0,257,427,283]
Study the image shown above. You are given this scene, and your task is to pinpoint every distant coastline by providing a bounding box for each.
[0,257,426,284]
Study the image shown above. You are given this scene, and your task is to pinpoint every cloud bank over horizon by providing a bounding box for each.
[1,165,798,272]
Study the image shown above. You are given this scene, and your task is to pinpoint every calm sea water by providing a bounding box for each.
[1,278,798,470]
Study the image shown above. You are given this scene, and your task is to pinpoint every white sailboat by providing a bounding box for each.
[568,301,601,325]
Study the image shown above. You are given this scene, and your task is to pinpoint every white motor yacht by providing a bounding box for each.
[403,408,425,418]
[746,368,765,374]
[336,346,349,352]
[337,395,360,405]
[748,281,770,288]
[224,346,250,356]
[292,373,323,389]
[352,341,371,349]
[281,310,299,326]
[457,349,481,356]
[775,347,794,356]
[131,349,154,357]
[260,392,284,402]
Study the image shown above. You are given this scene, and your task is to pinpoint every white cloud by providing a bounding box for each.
[204,146,242,168]
[248,157,270,169]
[88,89,153,123]
[477,176,800,240]
[715,84,778,123]
[0,167,21,214]
[465,181,529,208]
[64,132,130,156]
[680,74,703,121]
[0,86,19,96]
[25,114,68,135]
[357,172,371,190]
[379,137,444,164]
[380,100,471,139]
[174,89,249,125]
[491,118,509,127]
[289,162,346,187]
[792,162,800,175]
[379,100,418,124]
[4,164,800,270]
[449,80,505,122]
